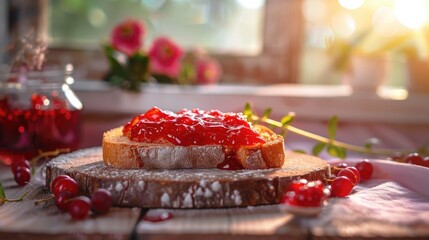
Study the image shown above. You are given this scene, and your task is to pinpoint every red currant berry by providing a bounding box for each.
[52,177,79,197]
[347,167,360,184]
[283,180,328,207]
[68,196,91,220]
[405,153,425,167]
[286,179,308,192]
[11,159,30,175]
[423,156,429,168]
[14,167,31,186]
[338,168,359,185]
[330,176,354,197]
[332,162,348,176]
[91,189,113,214]
[55,191,73,211]
[50,175,71,194]
[355,160,373,181]
[301,181,327,207]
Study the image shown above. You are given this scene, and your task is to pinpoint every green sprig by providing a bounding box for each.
[245,104,415,159]
[0,182,29,206]
[0,182,5,199]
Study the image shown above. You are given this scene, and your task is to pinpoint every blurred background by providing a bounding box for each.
[1,0,429,158]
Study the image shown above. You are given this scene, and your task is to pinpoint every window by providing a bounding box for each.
[300,0,429,90]
[2,0,304,84]
[49,0,264,55]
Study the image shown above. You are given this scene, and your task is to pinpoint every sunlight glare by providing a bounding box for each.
[395,0,427,29]
[338,0,365,10]
[331,13,356,38]
[236,0,265,9]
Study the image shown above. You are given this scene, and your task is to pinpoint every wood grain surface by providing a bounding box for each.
[1,149,429,240]
[45,148,330,208]
[0,164,141,240]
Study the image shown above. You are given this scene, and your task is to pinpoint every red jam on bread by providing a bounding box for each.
[103,107,285,170]
[123,107,266,147]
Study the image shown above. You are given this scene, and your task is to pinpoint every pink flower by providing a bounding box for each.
[111,20,144,56]
[196,58,221,85]
[149,37,183,78]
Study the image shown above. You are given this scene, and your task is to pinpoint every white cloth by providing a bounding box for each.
[320,159,429,225]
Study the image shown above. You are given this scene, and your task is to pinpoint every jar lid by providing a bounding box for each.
[0,64,74,85]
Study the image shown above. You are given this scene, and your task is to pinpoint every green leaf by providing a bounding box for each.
[152,74,174,84]
[312,142,326,156]
[262,108,272,120]
[243,103,253,122]
[128,54,150,81]
[280,113,295,126]
[178,62,196,85]
[0,182,5,199]
[328,115,338,140]
[293,149,307,154]
[327,144,347,159]
[103,45,129,82]
[338,147,347,159]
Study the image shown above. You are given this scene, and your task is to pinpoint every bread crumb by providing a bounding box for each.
[115,182,123,192]
[231,190,242,205]
[183,193,193,207]
[199,179,207,187]
[195,187,204,196]
[211,181,221,192]
[161,192,170,206]
[138,180,145,190]
[204,189,213,198]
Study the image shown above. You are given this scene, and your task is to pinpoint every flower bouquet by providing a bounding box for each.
[103,19,221,91]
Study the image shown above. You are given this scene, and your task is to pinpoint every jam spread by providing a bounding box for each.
[123,107,266,147]
[143,211,174,223]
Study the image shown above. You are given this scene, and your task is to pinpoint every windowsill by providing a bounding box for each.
[72,81,429,124]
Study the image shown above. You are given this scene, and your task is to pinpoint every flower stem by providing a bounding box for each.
[34,194,55,206]
[252,115,409,156]
[0,191,29,204]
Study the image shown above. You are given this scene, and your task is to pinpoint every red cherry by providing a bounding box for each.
[52,177,79,197]
[330,176,354,197]
[338,168,359,185]
[355,160,373,181]
[14,167,31,186]
[50,175,71,193]
[11,159,30,175]
[332,162,348,176]
[347,167,361,184]
[91,189,113,214]
[405,153,426,167]
[55,191,73,211]
[68,196,91,220]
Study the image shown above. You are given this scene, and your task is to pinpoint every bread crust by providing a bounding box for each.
[102,125,285,169]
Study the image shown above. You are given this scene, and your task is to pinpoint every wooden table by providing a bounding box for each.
[1,162,429,240]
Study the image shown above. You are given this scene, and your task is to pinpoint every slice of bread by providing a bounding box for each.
[102,124,285,170]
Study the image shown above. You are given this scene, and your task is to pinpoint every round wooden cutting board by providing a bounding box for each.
[45,147,330,208]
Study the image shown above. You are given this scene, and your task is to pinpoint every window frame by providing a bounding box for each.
[5,0,303,84]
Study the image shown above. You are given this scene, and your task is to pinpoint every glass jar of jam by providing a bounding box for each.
[0,65,82,163]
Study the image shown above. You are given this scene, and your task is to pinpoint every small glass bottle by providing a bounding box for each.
[0,64,82,163]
